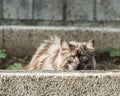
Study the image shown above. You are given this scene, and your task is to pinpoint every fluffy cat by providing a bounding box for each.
[22,37,96,70]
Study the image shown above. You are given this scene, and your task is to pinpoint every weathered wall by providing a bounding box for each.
[34,0,63,20]
[1,0,120,26]
[0,26,120,56]
[96,0,120,21]
[0,70,120,96]
[2,0,33,19]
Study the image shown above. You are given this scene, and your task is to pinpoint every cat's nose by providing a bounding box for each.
[76,64,84,70]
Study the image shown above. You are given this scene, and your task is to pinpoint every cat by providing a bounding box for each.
[22,36,96,70]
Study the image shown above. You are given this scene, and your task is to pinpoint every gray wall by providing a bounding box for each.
[0,0,120,26]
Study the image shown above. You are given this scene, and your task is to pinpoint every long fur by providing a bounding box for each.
[23,37,70,70]
[23,37,96,70]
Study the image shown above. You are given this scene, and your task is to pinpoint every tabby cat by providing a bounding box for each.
[22,37,96,70]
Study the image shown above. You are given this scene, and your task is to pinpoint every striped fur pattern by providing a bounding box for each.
[23,37,96,70]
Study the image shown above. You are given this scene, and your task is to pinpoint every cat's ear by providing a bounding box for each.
[60,39,69,50]
[86,39,95,50]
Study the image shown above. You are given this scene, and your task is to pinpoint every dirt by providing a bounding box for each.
[96,53,120,70]
[0,55,31,70]
[96,61,118,70]
[0,54,120,70]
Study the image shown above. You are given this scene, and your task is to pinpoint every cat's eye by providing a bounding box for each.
[67,60,73,64]
[80,55,89,64]
[82,56,88,60]
[71,56,75,59]
[69,55,75,60]
[67,55,76,64]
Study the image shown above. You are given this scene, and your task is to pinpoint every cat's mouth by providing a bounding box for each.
[76,53,95,70]
[76,64,92,70]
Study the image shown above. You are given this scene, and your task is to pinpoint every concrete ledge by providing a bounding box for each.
[0,70,120,96]
[0,26,120,56]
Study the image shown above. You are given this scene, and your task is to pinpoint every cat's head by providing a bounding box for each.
[59,39,96,70]
[69,40,96,70]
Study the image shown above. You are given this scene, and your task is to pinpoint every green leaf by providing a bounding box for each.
[110,51,120,57]
[117,65,120,69]
[6,63,23,70]
[105,47,117,53]
[0,50,7,59]
[96,48,105,53]
[96,47,117,54]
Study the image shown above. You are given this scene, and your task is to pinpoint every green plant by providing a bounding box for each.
[96,47,120,57]
[0,50,7,59]
[6,63,23,70]
[110,51,120,57]
[96,47,120,69]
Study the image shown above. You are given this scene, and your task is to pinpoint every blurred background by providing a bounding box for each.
[0,0,120,27]
[0,0,120,70]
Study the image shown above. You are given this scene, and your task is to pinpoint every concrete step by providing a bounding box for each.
[0,26,120,56]
[0,27,120,95]
[0,70,120,96]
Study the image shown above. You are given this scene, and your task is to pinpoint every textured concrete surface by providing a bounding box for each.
[3,28,47,56]
[1,0,120,23]
[0,28,3,49]
[96,0,120,21]
[66,0,94,21]
[34,0,63,20]
[0,26,120,56]
[0,70,120,96]
[2,0,33,19]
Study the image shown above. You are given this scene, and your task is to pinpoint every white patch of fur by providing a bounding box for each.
[86,40,94,50]
[28,36,64,70]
